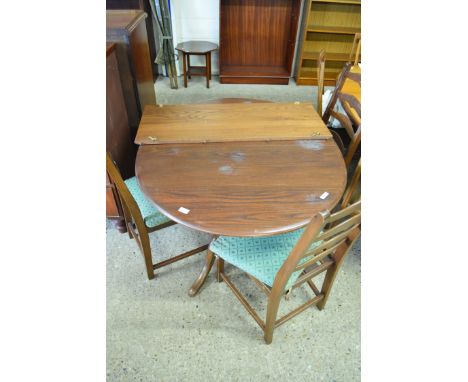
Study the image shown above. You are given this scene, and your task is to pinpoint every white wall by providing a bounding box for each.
[170,0,220,75]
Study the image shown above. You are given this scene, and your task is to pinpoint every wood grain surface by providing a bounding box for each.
[219,0,301,84]
[135,103,332,144]
[175,41,218,54]
[135,139,346,236]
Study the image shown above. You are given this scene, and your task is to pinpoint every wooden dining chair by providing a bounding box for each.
[106,152,209,280]
[314,50,345,153]
[323,63,361,167]
[209,192,361,343]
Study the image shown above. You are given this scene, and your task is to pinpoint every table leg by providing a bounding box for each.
[187,54,191,79]
[182,52,187,88]
[189,249,215,296]
[206,53,210,88]
[208,52,212,80]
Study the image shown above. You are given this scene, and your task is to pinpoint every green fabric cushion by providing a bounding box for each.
[209,229,321,291]
[124,177,171,228]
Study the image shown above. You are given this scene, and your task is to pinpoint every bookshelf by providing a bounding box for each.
[296,0,361,85]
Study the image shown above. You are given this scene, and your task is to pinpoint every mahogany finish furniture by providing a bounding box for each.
[219,0,301,84]
[107,10,157,135]
[133,101,348,342]
[135,139,346,237]
[175,41,218,88]
[106,0,158,80]
[106,153,209,280]
[106,43,137,231]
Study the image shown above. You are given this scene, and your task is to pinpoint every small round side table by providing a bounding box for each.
[175,41,218,88]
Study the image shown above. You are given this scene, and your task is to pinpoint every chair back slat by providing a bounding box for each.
[295,234,352,271]
[330,110,355,139]
[294,202,361,271]
[272,200,361,293]
[328,199,361,223]
[316,214,361,242]
[338,93,361,122]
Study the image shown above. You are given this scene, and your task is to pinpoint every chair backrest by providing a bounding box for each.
[316,50,326,116]
[322,63,361,167]
[106,152,147,237]
[272,199,361,294]
[349,33,361,66]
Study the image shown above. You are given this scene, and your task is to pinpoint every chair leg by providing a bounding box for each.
[316,245,349,310]
[141,234,155,280]
[316,265,340,310]
[264,290,283,344]
[216,257,224,282]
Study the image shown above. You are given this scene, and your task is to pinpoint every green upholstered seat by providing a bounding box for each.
[209,229,322,291]
[124,177,171,228]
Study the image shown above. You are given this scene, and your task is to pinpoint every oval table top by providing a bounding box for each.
[175,41,218,54]
[135,139,347,237]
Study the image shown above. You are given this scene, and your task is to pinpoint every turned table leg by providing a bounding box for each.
[187,54,191,79]
[205,53,210,88]
[208,52,212,80]
[182,52,188,88]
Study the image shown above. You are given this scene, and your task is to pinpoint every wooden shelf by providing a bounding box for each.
[307,24,360,35]
[302,51,349,61]
[299,67,342,80]
[295,0,360,86]
[312,0,361,4]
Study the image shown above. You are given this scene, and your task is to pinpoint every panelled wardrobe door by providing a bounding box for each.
[106,43,137,231]
[219,0,301,85]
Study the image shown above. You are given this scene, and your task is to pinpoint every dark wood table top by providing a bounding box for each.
[135,139,347,237]
[175,41,218,54]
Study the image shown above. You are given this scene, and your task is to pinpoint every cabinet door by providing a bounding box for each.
[107,48,136,181]
[106,46,135,219]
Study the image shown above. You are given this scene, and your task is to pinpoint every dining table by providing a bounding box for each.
[134,102,347,296]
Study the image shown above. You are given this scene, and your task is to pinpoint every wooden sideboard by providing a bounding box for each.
[107,10,157,136]
[219,0,301,85]
[106,0,158,81]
